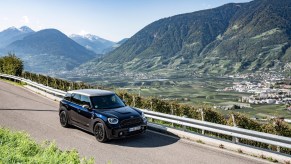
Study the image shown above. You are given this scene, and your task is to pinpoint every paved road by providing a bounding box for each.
[0,80,268,164]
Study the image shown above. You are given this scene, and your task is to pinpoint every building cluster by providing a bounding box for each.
[226,71,286,81]
[223,80,291,106]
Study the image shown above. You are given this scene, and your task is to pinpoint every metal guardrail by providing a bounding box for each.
[1,73,291,152]
[140,110,291,150]
[0,73,66,97]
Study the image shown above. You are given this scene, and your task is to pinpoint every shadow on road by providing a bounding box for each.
[70,126,180,148]
[0,108,58,112]
[107,130,180,148]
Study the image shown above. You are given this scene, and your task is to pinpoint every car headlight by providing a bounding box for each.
[108,118,119,124]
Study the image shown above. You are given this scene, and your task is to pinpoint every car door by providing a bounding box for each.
[78,95,94,129]
[69,93,82,125]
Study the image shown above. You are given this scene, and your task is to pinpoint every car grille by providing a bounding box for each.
[120,117,142,128]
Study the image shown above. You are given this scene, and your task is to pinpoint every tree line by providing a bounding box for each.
[0,54,290,154]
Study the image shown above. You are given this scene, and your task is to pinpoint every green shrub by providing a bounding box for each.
[0,53,23,76]
[227,113,262,131]
[262,119,291,137]
[0,127,94,164]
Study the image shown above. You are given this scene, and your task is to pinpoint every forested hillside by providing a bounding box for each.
[78,0,290,75]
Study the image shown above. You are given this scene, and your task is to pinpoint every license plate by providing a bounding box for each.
[129,126,141,132]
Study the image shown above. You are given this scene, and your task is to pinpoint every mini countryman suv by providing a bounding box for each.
[59,89,147,142]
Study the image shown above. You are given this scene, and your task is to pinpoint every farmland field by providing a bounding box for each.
[113,77,291,120]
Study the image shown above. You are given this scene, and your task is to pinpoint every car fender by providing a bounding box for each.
[90,118,111,138]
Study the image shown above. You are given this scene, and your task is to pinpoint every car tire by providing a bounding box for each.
[94,122,108,142]
[60,110,70,128]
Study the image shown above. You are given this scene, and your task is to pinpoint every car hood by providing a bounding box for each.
[97,106,141,119]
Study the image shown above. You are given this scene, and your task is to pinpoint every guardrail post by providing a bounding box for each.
[183,115,187,131]
[132,96,135,107]
[231,114,239,143]
[171,104,174,127]
[62,81,65,90]
[276,146,281,153]
[199,109,205,135]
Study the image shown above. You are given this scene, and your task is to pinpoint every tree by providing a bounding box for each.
[0,57,3,73]
[1,53,23,76]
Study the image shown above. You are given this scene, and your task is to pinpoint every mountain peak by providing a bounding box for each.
[3,26,34,33]
[70,34,101,41]
[83,34,100,41]
[0,26,35,48]
[19,26,34,33]
[6,26,19,31]
[70,33,116,54]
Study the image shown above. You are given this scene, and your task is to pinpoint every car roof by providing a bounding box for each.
[68,89,115,97]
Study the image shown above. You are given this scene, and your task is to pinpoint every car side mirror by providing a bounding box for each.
[82,105,91,110]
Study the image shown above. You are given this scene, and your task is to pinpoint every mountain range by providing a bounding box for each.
[0,27,119,74]
[77,0,290,76]
[70,34,116,54]
[0,26,34,48]
[4,29,99,73]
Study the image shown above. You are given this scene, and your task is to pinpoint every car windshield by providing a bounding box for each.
[90,94,126,109]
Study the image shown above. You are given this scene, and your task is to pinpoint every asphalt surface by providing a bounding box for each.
[0,80,269,164]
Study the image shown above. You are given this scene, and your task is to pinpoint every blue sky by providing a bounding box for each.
[0,0,251,42]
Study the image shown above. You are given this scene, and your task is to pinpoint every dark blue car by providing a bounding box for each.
[59,89,147,142]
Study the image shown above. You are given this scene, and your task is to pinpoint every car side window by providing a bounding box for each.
[71,94,81,104]
[64,93,71,101]
[80,95,91,107]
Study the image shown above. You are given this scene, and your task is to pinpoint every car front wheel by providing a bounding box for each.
[94,122,108,142]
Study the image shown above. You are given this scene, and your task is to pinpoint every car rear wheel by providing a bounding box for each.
[94,122,108,142]
[60,110,70,128]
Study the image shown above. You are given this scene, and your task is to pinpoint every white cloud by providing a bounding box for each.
[21,16,30,24]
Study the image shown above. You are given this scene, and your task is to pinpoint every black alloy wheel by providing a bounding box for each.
[60,111,69,127]
[94,122,108,142]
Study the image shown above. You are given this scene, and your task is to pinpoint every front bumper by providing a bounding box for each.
[105,124,147,139]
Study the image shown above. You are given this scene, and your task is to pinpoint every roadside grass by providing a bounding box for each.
[0,78,25,87]
[0,127,94,164]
